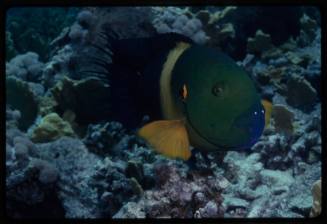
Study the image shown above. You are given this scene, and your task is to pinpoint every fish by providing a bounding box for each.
[81,31,272,160]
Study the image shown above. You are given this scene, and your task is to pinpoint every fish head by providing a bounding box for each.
[172,45,265,150]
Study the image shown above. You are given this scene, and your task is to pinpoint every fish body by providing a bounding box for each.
[85,32,270,160]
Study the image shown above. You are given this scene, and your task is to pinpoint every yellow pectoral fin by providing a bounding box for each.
[137,120,191,160]
[262,99,273,128]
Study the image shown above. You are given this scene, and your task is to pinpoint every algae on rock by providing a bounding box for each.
[30,112,75,143]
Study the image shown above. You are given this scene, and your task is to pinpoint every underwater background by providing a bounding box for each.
[5,6,321,218]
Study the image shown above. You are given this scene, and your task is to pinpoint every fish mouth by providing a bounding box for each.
[184,106,240,150]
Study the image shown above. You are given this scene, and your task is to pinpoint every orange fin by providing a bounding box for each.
[137,120,191,160]
[262,99,272,128]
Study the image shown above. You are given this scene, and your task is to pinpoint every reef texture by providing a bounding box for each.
[5,7,321,218]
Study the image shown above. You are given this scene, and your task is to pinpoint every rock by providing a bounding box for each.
[153,8,209,44]
[126,160,144,183]
[42,45,74,88]
[305,115,321,133]
[240,54,255,67]
[49,27,70,49]
[223,196,250,210]
[208,6,237,24]
[217,23,235,40]
[253,185,270,198]
[307,150,320,164]
[39,96,58,116]
[30,159,59,184]
[77,10,95,28]
[257,66,286,86]
[6,107,21,127]
[310,179,321,217]
[285,74,317,112]
[83,122,126,156]
[247,30,272,54]
[262,47,283,61]
[272,104,294,135]
[6,124,63,218]
[289,193,312,216]
[6,31,18,60]
[260,169,294,187]
[223,152,265,201]
[36,137,103,218]
[272,186,289,195]
[113,201,145,218]
[193,192,207,207]
[286,52,305,65]
[30,113,75,143]
[247,202,264,217]
[279,37,297,52]
[269,57,288,67]
[129,177,144,196]
[195,10,210,24]
[300,13,317,39]
[197,201,219,218]
[142,163,156,189]
[143,163,224,218]
[6,77,39,131]
[51,77,111,124]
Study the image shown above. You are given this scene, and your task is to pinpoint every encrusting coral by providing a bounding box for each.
[29,113,75,143]
[6,52,44,82]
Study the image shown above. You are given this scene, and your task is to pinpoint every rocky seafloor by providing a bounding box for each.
[5,6,322,218]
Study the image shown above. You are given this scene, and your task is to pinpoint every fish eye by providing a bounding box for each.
[212,82,224,97]
[179,84,188,101]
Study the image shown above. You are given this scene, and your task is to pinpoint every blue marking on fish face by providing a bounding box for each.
[232,102,265,150]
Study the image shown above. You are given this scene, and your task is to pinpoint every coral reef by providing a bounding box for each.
[5,7,321,219]
[129,162,226,218]
[222,151,320,217]
[6,108,64,218]
[252,105,321,170]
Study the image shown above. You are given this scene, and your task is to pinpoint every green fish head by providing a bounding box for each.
[172,45,265,150]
